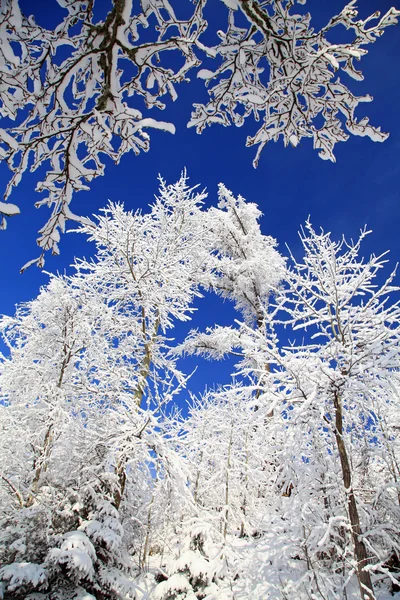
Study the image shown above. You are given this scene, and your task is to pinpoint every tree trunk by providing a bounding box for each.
[113,463,126,510]
[26,422,54,507]
[26,348,72,507]
[223,420,234,540]
[333,389,375,600]
[112,310,159,509]
[240,430,249,538]
[141,493,154,571]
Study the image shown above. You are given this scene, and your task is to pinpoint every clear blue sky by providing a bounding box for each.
[1,0,400,392]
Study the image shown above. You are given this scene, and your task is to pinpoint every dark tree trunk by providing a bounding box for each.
[333,389,375,600]
[113,463,126,510]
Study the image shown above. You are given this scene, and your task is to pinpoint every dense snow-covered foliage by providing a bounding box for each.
[0,1,399,262]
[0,175,399,599]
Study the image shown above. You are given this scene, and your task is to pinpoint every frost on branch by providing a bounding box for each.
[179,183,285,362]
[0,0,205,264]
[0,1,399,263]
[0,201,19,230]
[190,1,400,166]
[209,183,285,326]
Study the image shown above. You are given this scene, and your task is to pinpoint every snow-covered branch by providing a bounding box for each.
[0,1,398,262]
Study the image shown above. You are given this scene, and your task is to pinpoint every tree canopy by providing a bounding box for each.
[0,0,399,266]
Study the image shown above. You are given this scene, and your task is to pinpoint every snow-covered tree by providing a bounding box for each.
[1,175,400,599]
[0,276,131,599]
[0,174,286,598]
[275,222,400,599]
[182,216,400,598]
[0,0,399,262]
[233,222,400,599]
[0,275,94,512]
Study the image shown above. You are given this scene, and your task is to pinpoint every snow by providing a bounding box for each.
[220,0,239,9]
[0,563,47,592]
[72,590,96,600]
[174,550,210,580]
[154,574,192,599]
[80,516,123,551]
[0,201,20,216]
[197,69,215,80]
[138,118,176,135]
[46,531,96,581]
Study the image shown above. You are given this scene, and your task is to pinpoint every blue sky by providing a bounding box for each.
[1,0,400,393]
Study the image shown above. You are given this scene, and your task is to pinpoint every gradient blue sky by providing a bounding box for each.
[1,0,400,392]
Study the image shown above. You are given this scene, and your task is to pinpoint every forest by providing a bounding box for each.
[1,175,399,599]
[0,1,400,599]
